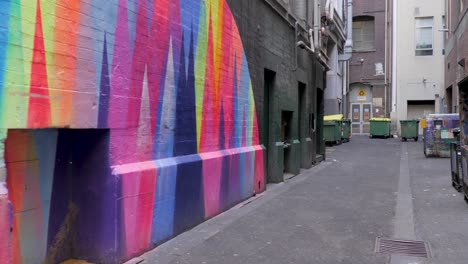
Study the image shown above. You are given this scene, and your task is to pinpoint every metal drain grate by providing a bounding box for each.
[375,237,431,258]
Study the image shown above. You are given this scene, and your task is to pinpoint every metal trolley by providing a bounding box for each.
[450,128,463,191]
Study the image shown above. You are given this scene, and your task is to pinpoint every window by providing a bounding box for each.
[415,17,433,56]
[353,16,375,51]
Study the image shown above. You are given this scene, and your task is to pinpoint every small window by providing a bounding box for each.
[415,17,433,56]
[353,16,375,51]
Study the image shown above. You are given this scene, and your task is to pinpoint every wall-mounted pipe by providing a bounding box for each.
[297,41,315,54]
[293,21,300,71]
[314,0,321,51]
[392,0,397,113]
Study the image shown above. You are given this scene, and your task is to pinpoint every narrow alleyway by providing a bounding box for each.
[130,137,468,264]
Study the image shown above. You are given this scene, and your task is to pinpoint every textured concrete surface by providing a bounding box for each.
[130,136,468,264]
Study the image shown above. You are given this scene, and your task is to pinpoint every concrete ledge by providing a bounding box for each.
[113,146,265,262]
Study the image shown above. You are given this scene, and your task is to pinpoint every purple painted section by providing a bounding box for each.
[47,130,117,263]
[424,114,460,158]
[0,192,12,263]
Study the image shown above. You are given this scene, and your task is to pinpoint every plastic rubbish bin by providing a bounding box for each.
[324,114,343,145]
[451,128,462,191]
[370,118,391,138]
[341,119,351,143]
[400,120,420,141]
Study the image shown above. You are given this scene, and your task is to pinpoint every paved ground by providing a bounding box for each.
[129,136,468,264]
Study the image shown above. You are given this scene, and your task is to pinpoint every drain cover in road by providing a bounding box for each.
[375,237,431,258]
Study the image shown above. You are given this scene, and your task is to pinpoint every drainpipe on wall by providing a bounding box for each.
[392,0,397,113]
[384,0,388,117]
[312,0,331,71]
[314,0,321,52]
[338,0,353,117]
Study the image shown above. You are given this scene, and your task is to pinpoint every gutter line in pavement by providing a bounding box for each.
[390,143,418,264]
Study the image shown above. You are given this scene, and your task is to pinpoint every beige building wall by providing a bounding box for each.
[395,0,445,133]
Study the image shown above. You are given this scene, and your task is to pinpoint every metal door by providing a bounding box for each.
[351,103,372,134]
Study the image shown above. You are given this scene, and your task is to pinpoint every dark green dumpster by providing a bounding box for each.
[324,114,343,145]
[342,119,351,142]
[370,118,391,138]
[400,120,420,141]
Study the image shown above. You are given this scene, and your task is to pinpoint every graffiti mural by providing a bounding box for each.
[0,0,265,263]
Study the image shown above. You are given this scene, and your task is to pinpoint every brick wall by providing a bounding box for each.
[0,0,264,263]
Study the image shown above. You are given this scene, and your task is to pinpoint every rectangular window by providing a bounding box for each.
[353,17,375,51]
[415,17,433,56]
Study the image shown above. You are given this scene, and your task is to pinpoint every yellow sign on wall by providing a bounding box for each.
[357,89,367,101]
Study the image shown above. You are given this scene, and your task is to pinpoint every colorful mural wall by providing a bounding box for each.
[0,0,265,263]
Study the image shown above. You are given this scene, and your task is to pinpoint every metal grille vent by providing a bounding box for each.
[375,238,431,258]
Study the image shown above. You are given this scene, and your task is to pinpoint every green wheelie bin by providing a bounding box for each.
[341,119,351,142]
[400,120,420,141]
[370,118,391,138]
[324,114,343,145]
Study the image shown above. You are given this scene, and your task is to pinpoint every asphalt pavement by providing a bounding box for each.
[128,136,468,264]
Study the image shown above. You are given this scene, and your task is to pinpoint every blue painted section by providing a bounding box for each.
[151,160,177,244]
[32,130,58,244]
[240,52,251,125]
[154,41,176,160]
[47,131,75,263]
[219,152,230,211]
[233,56,241,148]
[228,154,240,207]
[146,0,153,29]
[98,34,110,128]
[69,130,117,263]
[174,30,197,156]
[173,155,204,235]
[91,0,118,92]
[0,0,11,113]
[239,151,246,198]
[180,0,200,69]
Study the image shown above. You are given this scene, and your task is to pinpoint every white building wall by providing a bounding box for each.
[395,0,445,130]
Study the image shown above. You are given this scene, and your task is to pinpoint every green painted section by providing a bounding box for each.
[301,138,313,169]
[324,121,342,143]
[370,120,391,137]
[400,120,419,139]
[342,120,351,141]
[268,141,285,183]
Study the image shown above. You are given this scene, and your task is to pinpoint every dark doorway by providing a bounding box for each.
[5,129,115,263]
[446,86,453,113]
[264,69,276,183]
[281,110,293,175]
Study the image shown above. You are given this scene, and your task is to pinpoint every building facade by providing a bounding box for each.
[227,0,347,183]
[348,0,392,134]
[394,0,446,134]
[324,0,348,116]
[445,0,468,144]
[445,0,468,128]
